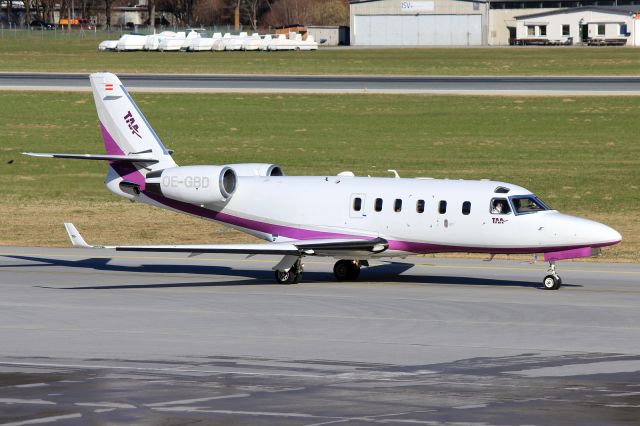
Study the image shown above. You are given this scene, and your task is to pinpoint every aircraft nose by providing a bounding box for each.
[548,213,621,247]
[600,223,622,245]
[587,220,622,247]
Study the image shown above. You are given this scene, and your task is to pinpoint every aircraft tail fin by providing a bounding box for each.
[89,72,176,170]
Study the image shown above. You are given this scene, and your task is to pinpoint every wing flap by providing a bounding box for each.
[116,244,300,256]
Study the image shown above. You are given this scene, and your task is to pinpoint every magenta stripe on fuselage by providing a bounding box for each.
[100,121,146,188]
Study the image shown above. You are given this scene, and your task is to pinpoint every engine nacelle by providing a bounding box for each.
[145,165,237,205]
[226,163,284,177]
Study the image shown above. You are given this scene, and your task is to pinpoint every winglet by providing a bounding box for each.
[64,223,92,248]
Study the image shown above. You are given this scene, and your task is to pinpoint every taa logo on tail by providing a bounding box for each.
[124,111,142,139]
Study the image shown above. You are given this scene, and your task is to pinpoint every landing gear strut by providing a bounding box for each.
[543,261,562,290]
[275,258,303,284]
[333,259,361,281]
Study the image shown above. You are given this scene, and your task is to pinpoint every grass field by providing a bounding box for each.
[4,30,640,75]
[0,91,637,260]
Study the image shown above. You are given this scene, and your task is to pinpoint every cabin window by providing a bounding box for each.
[462,201,471,215]
[416,199,425,214]
[394,199,402,212]
[597,24,605,36]
[562,25,570,36]
[511,196,549,214]
[353,197,362,212]
[490,198,511,215]
[527,26,535,36]
[438,200,447,214]
[374,198,383,212]
[539,25,547,36]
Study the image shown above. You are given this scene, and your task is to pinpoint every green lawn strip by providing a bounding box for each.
[3,31,640,75]
[1,92,637,258]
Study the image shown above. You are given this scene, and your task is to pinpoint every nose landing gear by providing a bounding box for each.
[543,261,562,290]
[275,258,304,284]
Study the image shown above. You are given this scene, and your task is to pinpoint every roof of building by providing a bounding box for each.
[515,5,640,20]
[349,0,489,3]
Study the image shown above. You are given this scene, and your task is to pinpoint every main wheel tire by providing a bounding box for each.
[333,260,360,281]
[347,265,360,281]
[333,260,351,281]
[275,269,297,285]
[543,274,561,290]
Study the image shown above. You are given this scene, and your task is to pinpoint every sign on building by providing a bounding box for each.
[400,1,435,13]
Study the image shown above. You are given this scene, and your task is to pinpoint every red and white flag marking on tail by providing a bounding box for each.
[105,83,113,91]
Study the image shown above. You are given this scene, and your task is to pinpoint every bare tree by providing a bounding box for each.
[105,0,113,30]
[193,0,224,26]
[23,0,32,25]
[242,0,271,31]
[234,0,240,32]
[148,0,156,30]
[6,0,12,25]
[307,0,348,26]
[159,0,197,27]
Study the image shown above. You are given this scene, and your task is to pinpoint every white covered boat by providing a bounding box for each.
[188,32,222,51]
[298,34,318,51]
[158,31,186,51]
[98,40,118,51]
[212,33,233,51]
[225,32,253,51]
[181,30,204,51]
[144,31,175,51]
[266,33,298,51]
[240,33,263,51]
[116,34,147,51]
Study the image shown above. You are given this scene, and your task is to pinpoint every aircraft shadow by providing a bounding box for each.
[3,255,578,290]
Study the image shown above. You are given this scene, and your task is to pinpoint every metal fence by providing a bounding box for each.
[0,24,268,40]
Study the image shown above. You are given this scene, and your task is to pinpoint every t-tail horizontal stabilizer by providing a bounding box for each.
[23,152,158,164]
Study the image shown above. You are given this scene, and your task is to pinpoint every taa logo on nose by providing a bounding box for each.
[124,111,142,139]
[492,217,508,224]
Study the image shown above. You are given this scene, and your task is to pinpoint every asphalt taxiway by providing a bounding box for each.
[3,72,640,95]
[1,247,640,425]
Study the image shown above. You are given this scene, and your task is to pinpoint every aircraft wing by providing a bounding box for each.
[64,223,388,258]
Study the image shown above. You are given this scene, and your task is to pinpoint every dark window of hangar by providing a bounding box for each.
[490,0,635,8]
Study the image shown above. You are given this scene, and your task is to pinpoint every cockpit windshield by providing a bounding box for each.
[510,196,550,214]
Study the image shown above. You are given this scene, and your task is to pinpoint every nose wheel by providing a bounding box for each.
[275,259,303,284]
[543,262,562,290]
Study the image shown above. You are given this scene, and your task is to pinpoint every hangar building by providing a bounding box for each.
[349,0,487,46]
[350,0,640,46]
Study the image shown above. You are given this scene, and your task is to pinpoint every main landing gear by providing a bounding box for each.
[333,259,363,281]
[543,261,563,290]
[274,258,304,284]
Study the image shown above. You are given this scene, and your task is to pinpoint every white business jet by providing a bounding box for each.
[24,73,621,290]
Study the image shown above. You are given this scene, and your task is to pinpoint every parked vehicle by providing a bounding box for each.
[30,20,56,30]
[59,18,95,30]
